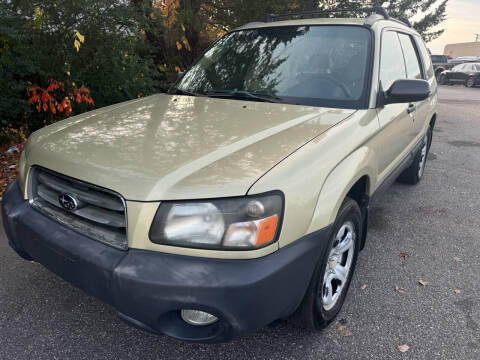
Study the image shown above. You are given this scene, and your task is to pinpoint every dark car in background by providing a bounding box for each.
[439,63,480,88]
[447,56,480,66]
[431,55,452,79]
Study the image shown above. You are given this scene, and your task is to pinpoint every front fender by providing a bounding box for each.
[248,109,379,249]
[307,146,377,234]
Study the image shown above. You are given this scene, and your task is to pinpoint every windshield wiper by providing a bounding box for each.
[206,90,285,103]
[169,88,204,97]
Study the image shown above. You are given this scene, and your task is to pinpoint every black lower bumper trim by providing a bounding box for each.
[2,180,332,343]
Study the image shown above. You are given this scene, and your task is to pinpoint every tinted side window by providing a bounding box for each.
[380,31,406,90]
[398,33,422,80]
[415,37,434,79]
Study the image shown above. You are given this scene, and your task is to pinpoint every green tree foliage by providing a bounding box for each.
[202,0,298,28]
[0,5,40,129]
[0,0,161,138]
[199,1,448,41]
[325,1,449,42]
[385,0,448,42]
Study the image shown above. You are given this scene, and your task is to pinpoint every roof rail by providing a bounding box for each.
[399,17,412,27]
[264,6,389,22]
[233,21,265,31]
[380,16,412,28]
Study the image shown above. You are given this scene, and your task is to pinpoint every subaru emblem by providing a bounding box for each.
[58,193,78,211]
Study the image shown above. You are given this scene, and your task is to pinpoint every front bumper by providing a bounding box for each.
[2,180,331,343]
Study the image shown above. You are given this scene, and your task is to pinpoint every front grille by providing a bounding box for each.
[29,167,128,250]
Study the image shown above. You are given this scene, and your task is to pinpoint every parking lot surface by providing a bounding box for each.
[1,85,479,360]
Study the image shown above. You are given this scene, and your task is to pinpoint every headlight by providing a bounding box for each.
[149,192,283,249]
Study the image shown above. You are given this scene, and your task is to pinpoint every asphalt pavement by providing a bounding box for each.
[0,85,479,359]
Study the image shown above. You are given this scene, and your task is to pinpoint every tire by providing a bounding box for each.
[294,197,362,329]
[435,70,443,81]
[398,128,432,185]
[466,77,475,88]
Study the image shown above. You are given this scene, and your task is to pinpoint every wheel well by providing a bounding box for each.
[346,176,370,251]
[430,114,436,130]
[346,176,369,207]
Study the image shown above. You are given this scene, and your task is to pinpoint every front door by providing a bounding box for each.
[450,64,466,82]
[375,30,414,181]
[397,33,431,140]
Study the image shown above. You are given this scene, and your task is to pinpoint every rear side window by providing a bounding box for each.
[415,37,434,79]
[431,55,447,63]
[398,33,423,80]
[380,31,406,90]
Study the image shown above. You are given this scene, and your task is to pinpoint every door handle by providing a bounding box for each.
[407,103,416,114]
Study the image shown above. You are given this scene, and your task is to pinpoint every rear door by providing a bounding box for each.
[375,30,413,179]
[414,36,437,138]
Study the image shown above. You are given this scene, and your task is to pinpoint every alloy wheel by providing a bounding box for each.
[321,221,356,311]
[418,135,428,179]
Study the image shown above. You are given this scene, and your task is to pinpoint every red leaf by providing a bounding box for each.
[65,103,72,116]
[41,91,49,103]
[49,101,56,114]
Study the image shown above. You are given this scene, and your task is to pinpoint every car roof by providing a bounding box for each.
[238,18,366,30]
[236,17,415,34]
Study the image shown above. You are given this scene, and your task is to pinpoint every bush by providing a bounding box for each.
[0,0,162,141]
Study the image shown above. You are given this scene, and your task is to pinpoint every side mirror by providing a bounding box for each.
[384,79,430,104]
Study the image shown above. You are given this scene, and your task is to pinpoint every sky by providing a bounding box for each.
[427,0,480,54]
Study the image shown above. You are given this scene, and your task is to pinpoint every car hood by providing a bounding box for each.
[24,94,355,201]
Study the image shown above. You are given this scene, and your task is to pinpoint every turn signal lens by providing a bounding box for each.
[256,215,278,245]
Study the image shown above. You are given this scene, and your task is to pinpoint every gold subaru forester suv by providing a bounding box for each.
[2,7,437,343]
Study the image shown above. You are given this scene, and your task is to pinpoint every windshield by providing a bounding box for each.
[173,26,372,108]
[472,64,480,72]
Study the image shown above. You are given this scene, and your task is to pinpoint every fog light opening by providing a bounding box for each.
[181,309,219,326]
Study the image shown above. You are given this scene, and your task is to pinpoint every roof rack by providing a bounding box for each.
[263,6,411,28]
[398,17,412,27]
[264,6,388,22]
